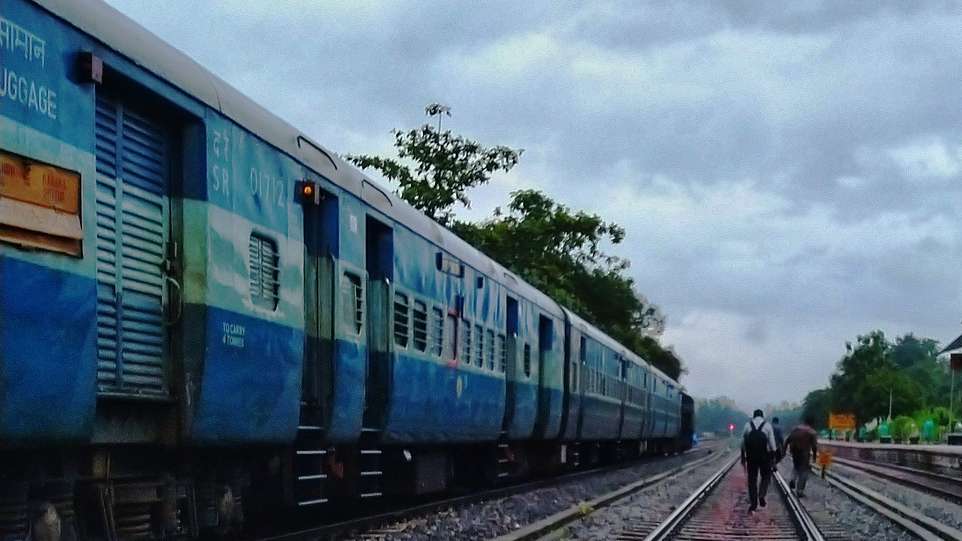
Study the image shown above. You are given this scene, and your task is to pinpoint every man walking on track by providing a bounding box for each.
[740,409,777,513]
[771,417,785,462]
[784,416,819,498]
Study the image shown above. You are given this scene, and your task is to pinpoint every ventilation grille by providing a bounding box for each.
[249,233,280,310]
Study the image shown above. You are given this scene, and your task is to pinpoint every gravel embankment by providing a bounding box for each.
[562,450,733,540]
[831,463,962,533]
[777,460,916,540]
[557,456,920,541]
[345,445,727,540]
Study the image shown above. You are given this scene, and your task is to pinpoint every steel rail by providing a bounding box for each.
[641,454,739,541]
[830,456,962,505]
[492,449,728,541]
[642,457,824,541]
[825,467,962,541]
[773,470,825,541]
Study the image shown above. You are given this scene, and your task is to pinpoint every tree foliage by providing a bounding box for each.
[454,190,681,379]
[695,396,748,434]
[346,104,521,226]
[801,388,832,430]
[349,105,682,380]
[804,330,957,431]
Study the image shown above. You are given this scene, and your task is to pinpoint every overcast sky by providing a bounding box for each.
[105,0,962,411]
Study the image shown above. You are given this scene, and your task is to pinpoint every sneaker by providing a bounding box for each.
[748,505,757,513]
[789,479,796,489]
[759,498,767,508]
[797,491,805,499]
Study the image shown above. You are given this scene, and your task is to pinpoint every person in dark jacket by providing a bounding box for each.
[784,416,819,497]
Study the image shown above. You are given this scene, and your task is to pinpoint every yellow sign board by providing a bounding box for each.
[1,151,80,215]
[828,413,856,431]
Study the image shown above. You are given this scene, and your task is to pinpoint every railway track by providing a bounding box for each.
[633,455,826,541]
[257,445,723,541]
[825,464,962,541]
[829,456,962,505]
[493,449,727,541]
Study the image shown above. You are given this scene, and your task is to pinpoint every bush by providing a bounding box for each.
[911,407,950,442]
[891,415,916,443]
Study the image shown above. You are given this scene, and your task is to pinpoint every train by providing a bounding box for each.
[0,0,694,539]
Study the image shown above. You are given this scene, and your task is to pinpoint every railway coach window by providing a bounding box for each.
[475,323,484,367]
[497,334,506,372]
[444,314,457,362]
[486,330,495,370]
[461,321,472,362]
[412,300,428,352]
[249,233,280,310]
[432,307,444,357]
[341,272,364,335]
[394,292,410,348]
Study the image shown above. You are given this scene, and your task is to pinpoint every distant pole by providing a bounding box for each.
[949,353,962,434]
[888,388,893,422]
[951,369,956,434]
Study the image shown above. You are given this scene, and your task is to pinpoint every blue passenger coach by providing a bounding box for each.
[0,0,690,538]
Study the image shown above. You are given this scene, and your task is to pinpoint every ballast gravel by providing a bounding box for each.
[345,445,725,540]
[562,449,732,539]
[776,460,916,541]
[831,462,962,533]
[556,455,919,541]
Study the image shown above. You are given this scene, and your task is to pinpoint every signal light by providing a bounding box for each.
[728,423,735,432]
[296,180,320,205]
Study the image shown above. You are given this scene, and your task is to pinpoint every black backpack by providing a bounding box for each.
[744,421,769,462]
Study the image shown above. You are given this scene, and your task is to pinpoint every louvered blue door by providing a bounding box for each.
[94,95,171,397]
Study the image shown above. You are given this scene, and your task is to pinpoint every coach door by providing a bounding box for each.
[501,296,520,432]
[94,95,176,398]
[301,189,338,429]
[363,217,393,430]
[533,314,553,437]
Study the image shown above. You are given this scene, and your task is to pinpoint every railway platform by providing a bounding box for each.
[821,440,962,455]
[821,440,962,479]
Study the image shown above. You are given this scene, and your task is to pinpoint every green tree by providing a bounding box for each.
[814,331,954,431]
[855,368,922,422]
[350,105,682,380]
[801,388,832,430]
[890,415,917,442]
[830,330,892,425]
[890,334,946,408]
[889,334,939,370]
[454,190,682,379]
[347,104,521,226]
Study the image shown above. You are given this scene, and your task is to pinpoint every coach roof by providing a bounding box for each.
[34,0,563,317]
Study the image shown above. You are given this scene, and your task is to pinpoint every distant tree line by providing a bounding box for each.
[348,104,683,380]
[762,400,803,430]
[801,331,958,435]
[695,397,803,435]
[694,397,747,434]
